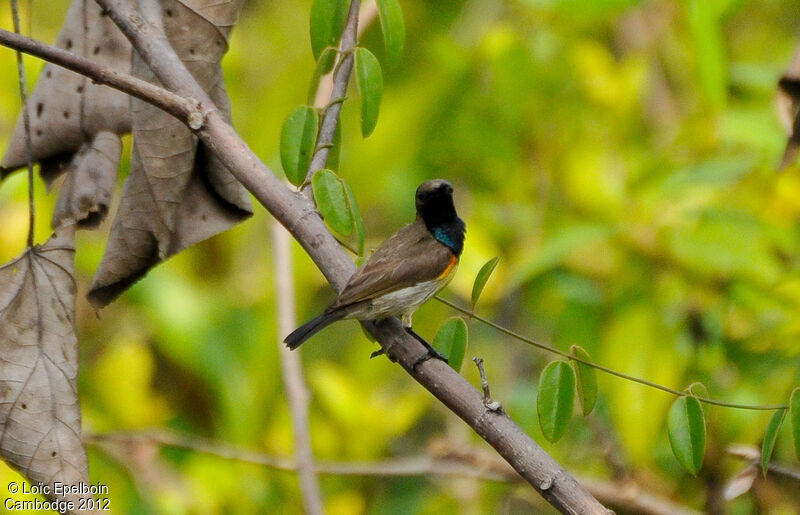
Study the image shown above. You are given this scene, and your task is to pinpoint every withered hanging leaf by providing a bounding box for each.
[52,131,121,229]
[1,0,132,178]
[88,0,252,308]
[723,463,758,501]
[777,45,800,169]
[0,227,91,507]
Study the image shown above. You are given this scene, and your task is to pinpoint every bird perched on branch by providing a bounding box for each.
[284,179,466,360]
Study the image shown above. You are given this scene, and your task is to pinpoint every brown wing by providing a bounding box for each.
[330,220,454,309]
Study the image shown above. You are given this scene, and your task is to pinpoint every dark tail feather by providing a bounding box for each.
[284,311,344,349]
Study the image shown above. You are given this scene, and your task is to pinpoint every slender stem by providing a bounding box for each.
[436,296,787,411]
[88,429,702,515]
[727,444,800,482]
[10,1,34,247]
[305,0,361,182]
[272,222,325,515]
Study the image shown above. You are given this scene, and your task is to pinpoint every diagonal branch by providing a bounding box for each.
[0,4,607,512]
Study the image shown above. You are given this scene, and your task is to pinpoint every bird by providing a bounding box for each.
[284,179,466,360]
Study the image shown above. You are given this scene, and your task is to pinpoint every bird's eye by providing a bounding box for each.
[416,192,424,200]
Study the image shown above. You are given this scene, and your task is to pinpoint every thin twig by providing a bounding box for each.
[473,357,501,411]
[305,0,361,183]
[312,0,379,111]
[10,1,35,247]
[436,296,787,411]
[88,429,701,515]
[272,222,325,515]
[727,444,800,482]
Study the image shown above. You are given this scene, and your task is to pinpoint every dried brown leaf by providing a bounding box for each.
[723,463,758,501]
[1,0,132,177]
[0,227,90,507]
[52,131,121,230]
[87,0,251,308]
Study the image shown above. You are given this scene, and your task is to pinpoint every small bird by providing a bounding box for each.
[284,179,466,358]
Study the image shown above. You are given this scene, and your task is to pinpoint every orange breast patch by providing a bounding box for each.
[437,254,458,280]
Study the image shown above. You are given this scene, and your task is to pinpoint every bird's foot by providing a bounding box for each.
[411,346,449,371]
[369,348,385,359]
[406,327,449,370]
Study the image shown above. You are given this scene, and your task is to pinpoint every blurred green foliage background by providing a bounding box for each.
[3,0,800,512]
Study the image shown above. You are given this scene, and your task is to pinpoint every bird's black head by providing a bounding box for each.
[415,179,465,255]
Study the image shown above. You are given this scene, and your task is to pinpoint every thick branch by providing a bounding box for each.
[0,2,607,512]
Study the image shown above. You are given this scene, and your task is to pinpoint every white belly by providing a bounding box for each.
[351,280,444,322]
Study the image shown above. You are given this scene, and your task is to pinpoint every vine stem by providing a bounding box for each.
[305,0,361,183]
[10,0,35,247]
[435,296,787,411]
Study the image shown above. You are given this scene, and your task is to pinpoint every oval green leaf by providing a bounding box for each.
[343,180,364,256]
[310,0,348,59]
[537,361,575,443]
[308,47,338,104]
[312,169,354,236]
[667,395,706,475]
[280,106,319,186]
[471,256,499,307]
[432,317,468,372]
[355,47,383,137]
[376,0,405,67]
[569,345,597,416]
[762,408,787,477]
[791,388,800,462]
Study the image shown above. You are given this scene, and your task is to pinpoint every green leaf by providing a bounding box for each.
[471,256,499,307]
[432,317,468,372]
[280,106,319,186]
[762,408,787,477]
[355,47,383,137]
[308,47,338,104]
[686,0,727,108]
[375,0,405,67]
[537,361,575,443]
[569,345,597,416]
[328,123,342,172]
[343,180,364,256]
[791,388,800,462]
[667,395,706,475]
[312,169,354,236]
[310,0,348,59]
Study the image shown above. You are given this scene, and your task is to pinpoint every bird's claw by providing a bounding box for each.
[412,346,449,371]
